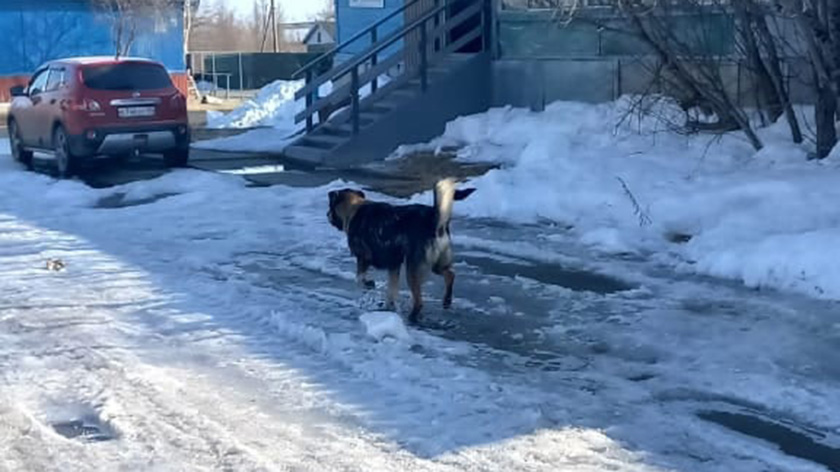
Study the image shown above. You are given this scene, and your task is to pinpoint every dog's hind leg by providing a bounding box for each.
[406,265,425,324]
[356,257,375,290]
[442,267,455,309]
[433,263,456,310]
[386,267,401,310]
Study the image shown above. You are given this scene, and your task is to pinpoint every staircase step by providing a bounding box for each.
[367,103,393,114]
[301,134,348,149]
[283,145,328,164]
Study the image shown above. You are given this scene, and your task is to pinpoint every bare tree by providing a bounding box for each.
[4,10,96,71]
[735,1,803,143]
[314,0,337,23]
[772,0,839,158]
[615,0,765,150]
[94,0,177,58]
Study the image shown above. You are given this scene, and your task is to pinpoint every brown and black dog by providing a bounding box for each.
[328,179,476,323]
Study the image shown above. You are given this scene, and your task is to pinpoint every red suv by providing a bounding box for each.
[7,57,190,178]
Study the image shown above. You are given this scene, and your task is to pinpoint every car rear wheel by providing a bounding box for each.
[163,147,189,168]
[8,119,33,169]
[53,125,78,179]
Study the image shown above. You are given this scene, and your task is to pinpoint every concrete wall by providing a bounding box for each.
[497,10,735,58]
[493,57,817,109]
[491,9,816,107]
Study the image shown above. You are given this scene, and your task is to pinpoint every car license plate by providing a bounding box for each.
[118,106,155,118]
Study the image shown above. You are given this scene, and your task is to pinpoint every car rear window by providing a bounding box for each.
[82,63,173,91]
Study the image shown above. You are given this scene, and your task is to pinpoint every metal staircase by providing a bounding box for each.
[286,0,492,167]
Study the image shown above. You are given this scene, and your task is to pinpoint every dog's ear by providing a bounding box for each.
[328,190,339,204]
[353,190,366,200]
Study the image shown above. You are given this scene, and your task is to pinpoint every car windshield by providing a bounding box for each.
[82,63,172,91]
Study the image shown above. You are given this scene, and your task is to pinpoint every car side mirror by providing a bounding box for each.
[10,85,26,97]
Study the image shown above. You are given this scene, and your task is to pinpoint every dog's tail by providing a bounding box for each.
[434,178,476,232]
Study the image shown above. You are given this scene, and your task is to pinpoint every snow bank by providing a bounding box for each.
[359,311,412,343]
[191,127,301,153]
[207,80,305,130]
[198,75,392,153]
[423,97,840,300]
[195,79,311,153]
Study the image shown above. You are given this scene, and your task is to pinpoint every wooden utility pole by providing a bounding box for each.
[270,0,278,53]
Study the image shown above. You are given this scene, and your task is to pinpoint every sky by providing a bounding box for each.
[203,0,329,23]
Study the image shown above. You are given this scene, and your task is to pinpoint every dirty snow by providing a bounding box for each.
[412,97,840,301]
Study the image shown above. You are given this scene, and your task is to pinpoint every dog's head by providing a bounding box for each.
[327,188,366,231]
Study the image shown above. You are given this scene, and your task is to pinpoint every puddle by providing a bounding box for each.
[627,373,656,382]
[699,410,840,471]
[95,192,179,209]
[460,255,633,294]
[51,416,116,443]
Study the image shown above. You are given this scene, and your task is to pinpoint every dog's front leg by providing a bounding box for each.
[385,268,401,310]
[407,267,424,324]
[356,258,375,290]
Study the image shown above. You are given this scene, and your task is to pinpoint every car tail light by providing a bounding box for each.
[64,99,101,112]
[170,94,186,110]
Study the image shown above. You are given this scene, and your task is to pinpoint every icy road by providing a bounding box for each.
[1,148,839,471]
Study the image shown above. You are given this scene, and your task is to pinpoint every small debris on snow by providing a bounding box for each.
[359,312,412,343]
[45,258,66,272]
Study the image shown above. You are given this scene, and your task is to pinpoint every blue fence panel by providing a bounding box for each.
[0,1,184,75]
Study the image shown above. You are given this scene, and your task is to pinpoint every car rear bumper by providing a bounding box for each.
[68,123,190,157]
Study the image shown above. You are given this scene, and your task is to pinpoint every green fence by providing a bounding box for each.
[188,52,333,91]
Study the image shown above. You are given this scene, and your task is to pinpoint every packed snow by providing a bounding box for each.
[4,101,840,471]
[360,311,412,343]
[405,97,840,301]
[206,80,305,130]
[195,80,315,154]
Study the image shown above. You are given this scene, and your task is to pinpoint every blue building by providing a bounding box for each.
[333,0,405,63]
[0,0,187,76]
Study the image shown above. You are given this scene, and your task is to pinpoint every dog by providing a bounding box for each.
[328,179,476,323]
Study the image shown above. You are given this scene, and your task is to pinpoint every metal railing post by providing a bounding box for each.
[306,69,314,132]
[371,28,378,94]
[238,51,244,91]
[211,52,217,96]
[431,0,440,54]
[420,22,428,92]
[482,0,493,54]
[351,66,360,135]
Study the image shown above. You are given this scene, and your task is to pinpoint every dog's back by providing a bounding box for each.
[348,202,436,271]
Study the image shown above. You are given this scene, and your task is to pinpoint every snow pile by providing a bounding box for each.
[197,74,392,153]
[425,97,840,300]
[359,311,412,343]
[207,80,305,130]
